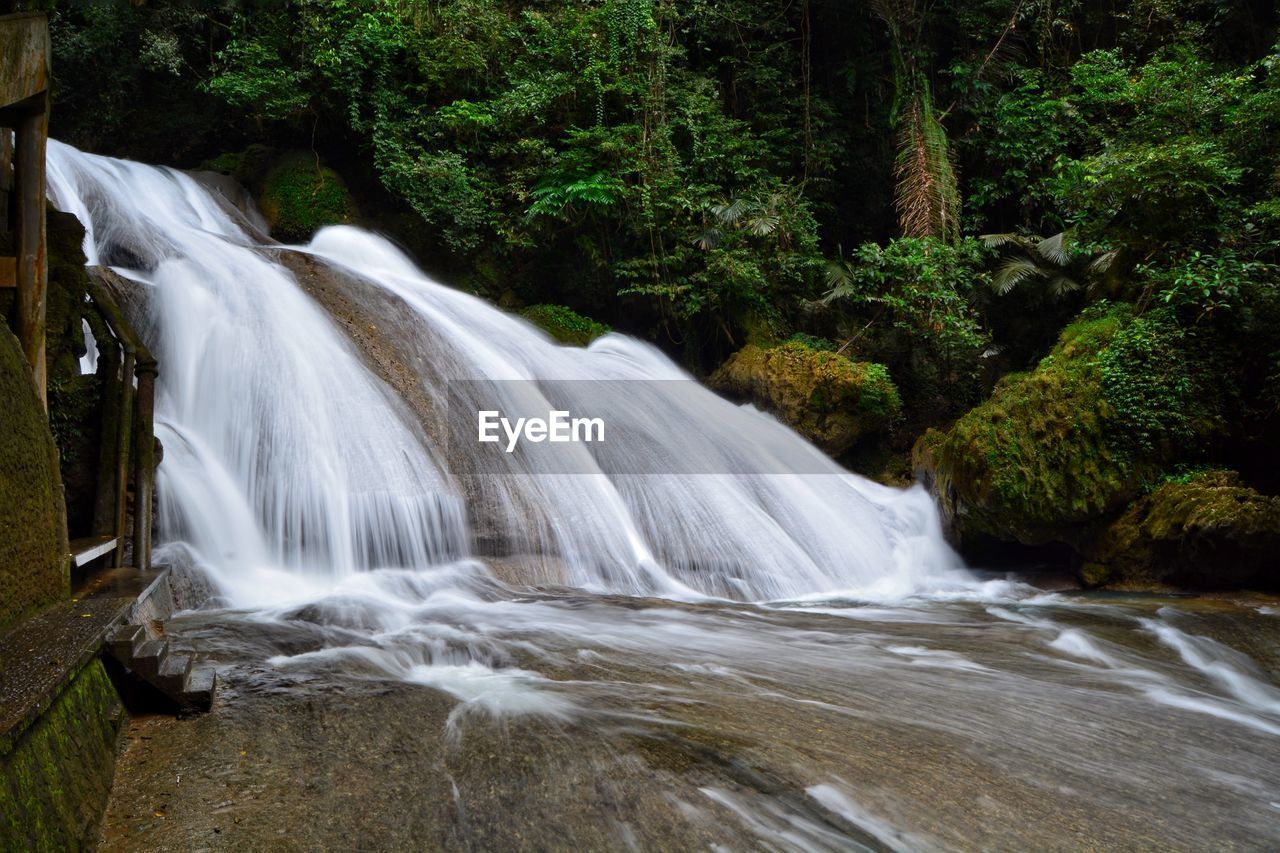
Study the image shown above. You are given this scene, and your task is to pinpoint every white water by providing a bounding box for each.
[45,140,969,604]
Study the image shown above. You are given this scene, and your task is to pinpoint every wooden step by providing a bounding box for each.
[69,535,118,568]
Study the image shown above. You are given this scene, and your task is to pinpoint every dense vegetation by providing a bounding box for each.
[16,0,1280,582]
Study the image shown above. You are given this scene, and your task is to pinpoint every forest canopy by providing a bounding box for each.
[25,0,1280,416]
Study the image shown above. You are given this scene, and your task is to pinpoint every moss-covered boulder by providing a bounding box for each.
[1082,471,1280,590]
[710,342,901,456]
[521,304,611,346]
[204,148,355,242]
[914,305,1145,548]
[914,302,1229,551]
[259,153,356,242]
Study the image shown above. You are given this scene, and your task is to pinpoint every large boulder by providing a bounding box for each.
[914,305,1150,549]
[1081,471,1280,590]
[914,302,1232,553]
[710,341,901,456]
[202,147,355,243]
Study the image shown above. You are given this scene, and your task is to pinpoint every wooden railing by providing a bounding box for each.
[83,275,158,573]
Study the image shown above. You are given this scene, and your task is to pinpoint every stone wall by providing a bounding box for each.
[0,319,67,630]
[0,660,125,846]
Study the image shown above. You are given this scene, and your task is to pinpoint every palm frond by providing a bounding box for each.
[980,232,1034,250]
[1087,249,1118,276]
[893,88,960,243]
[712,197,749,225]
[991,258,1046,295]
[747,213,780,237]
[695,227,723,251]
[1036,232,1071,266]
[1046,273,1082,298]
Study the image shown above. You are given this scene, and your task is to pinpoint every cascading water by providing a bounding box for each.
[44,142,1280,851]
[46,139,968,604]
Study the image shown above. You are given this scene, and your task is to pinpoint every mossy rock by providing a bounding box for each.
[1081,471,1280,590]
[710,341,901,456]
[913,304,1156,549]
[521,304,611,346]
[0,322,69,630]
[257,152,355,243]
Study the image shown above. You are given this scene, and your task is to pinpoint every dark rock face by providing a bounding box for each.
[710,341,901,457]
[1082,471,1280,590]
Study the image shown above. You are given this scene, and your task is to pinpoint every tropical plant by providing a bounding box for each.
[981,232,1116,298]
[873,0,961,244]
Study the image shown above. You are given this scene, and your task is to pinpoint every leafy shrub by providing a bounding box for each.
[520,304,611,346]
[259,154,355,242]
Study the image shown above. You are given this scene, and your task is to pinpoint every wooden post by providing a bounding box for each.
[91,339,122,537]
[14,98,46,408]
[113,351,134,567]
[132,360,157,572]
[0,127,11,233]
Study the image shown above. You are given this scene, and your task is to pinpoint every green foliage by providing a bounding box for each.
[960,69,1085,231]
[784,333,837,353]
[528,172,625,221]
[825,237,989,363]
[1145,250,1276,319]
[520,304,611,347]
[1097,308,1206,453]
[1056,44,1280,250]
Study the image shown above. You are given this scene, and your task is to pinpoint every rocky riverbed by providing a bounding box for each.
[98,571,1280,850]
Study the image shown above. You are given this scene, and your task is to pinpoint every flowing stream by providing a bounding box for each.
[46,142,1280,850]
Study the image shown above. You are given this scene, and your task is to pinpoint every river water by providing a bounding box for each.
[45,142,1280,850]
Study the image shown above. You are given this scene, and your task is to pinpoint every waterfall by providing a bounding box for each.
[45,140,970,604]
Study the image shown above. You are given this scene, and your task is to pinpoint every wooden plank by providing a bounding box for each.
[69,536,119,568]
[0,13,50,109]
[0,256,14,287]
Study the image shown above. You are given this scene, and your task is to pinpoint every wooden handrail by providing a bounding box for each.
[82,275,158,572]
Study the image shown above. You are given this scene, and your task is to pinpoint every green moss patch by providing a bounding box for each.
[0,660,125,848]
[1082,471,1280,590]
[259,153,356,243]
[710,341,901,456]
[0,323,68,631]
[521,304,611,346]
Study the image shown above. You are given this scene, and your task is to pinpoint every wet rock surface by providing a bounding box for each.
[97,580,1280,850]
